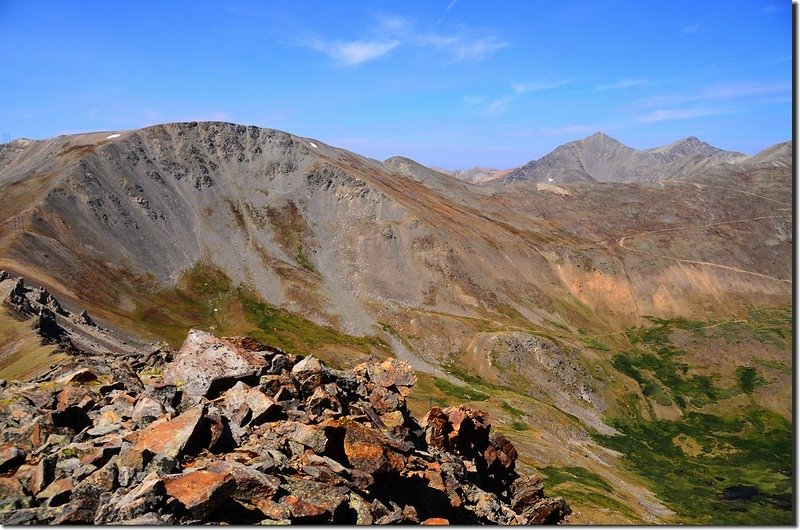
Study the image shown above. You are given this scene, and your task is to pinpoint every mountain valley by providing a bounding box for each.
[0,122,791,524]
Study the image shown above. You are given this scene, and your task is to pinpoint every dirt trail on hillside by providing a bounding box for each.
[617,214,791,284]
[615,179,791,283]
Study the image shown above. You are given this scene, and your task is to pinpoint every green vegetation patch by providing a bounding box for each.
[704,306,791,350]
[501,400,525,418]
[129,263,387,362]
[612,347,718,409]
[433,378,488,402]
[541,466,639,522]
[595,405,792,524]
[541,465,614,493]
[602,313,793,524]
[239,288,386,358]
[735,366,766,395]
[582,337,611,351]
[625,316,707,347]
[295,243,318,274]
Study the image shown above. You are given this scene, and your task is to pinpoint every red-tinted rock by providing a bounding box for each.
[56,386,95,412]
[28,455,56,495]
[118,406,204,472]
[282,476,348,520]
[165,469,235,520]
[330,419,405,475]
[510,474,545,513]
[282,494,329,522]
[207,460,279,509]
[421,517,451,525]
[367,358,417,389]
[525,497,571,524]
[35,477,73,507]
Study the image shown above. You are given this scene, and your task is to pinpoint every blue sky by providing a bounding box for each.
[0,1,791,168]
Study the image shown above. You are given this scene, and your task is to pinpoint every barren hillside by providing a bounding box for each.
[0,122,791,524]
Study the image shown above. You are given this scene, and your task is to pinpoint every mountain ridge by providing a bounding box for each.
[0,120,791,524]
[494,132,750,185]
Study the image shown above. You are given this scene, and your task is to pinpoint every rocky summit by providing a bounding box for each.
[0,324,570,524]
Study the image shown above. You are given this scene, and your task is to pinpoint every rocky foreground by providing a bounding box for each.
[0,320,570,524]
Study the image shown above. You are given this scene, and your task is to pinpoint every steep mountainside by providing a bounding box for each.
[0,122,791,524]
[496,132,748,185]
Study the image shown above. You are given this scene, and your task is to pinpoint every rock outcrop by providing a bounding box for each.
[0,272,144,359]
[0,327,570,524]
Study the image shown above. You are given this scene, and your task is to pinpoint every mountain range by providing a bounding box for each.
[441,133,749,185]
[0,122,792,524]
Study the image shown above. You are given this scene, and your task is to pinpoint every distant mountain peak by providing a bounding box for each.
[496,132,750,185]
[583,131,612,141]
[579,132,627,147]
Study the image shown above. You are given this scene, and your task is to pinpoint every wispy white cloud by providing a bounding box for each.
[763,4,781,13]
[423,34,508,62]
[451,36,508,62]
[682,24,704,34]
[485,95,514,114]
[446,0,459,12]
[511,80,571,94]
[478,79,573,114]
[595,78,648,91]
[633,81,790,108]
[296,15,506,66]
[300,37,399,66]
[703,81,790,99]
[463,95,486,105]
[637,108,727,123]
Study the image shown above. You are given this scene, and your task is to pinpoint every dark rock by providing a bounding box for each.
[525,497,571,524]
[207,460,279,509]
[111,361,145,394]
[78,310,96,326]
[0,326,570,525]
[56,368,98,384]
[281,476,348,522]
[94,472,168,524]
[0,444,26,473]
[270,353,293,374]
[0,476,33,512]
[511,474,545,512]
[36,477,73,507]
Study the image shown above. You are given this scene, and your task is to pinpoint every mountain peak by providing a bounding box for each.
[579,131,626,146]
[584,131,611,141]
[646,136,731,158]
